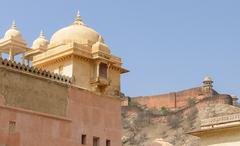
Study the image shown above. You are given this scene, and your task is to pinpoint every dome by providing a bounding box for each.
[32,30,49,49]
[4,21,24,42]
[203,76,213,82]
[50,11,104,45]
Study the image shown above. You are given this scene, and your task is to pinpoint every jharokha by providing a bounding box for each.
[0,11,128,146]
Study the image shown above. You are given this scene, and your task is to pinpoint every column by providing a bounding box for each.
[21,52,25,64]
[27,59,30,66]
[107,63,110,79]
[9,48,14,61]
[96,62,100,78]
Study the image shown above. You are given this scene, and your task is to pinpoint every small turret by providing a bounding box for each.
[0,20,27,63]
[231,95,238,106]
[32,30,49,50]
[202,76,214,94]
[203,76,213,87]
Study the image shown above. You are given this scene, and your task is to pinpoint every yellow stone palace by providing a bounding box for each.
[0,11,128,97]
[0,11,127,146]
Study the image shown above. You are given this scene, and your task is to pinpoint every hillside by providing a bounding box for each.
[121,101,240,146]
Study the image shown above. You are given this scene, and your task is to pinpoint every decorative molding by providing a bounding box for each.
[73,55,92,62]
[109,66,122,72]
[37,55,73,68]
[201,113,240,127]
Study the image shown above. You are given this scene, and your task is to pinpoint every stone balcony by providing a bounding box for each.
[90,76,110,87]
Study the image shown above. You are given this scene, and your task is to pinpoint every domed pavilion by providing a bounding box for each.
[0,11,128,96]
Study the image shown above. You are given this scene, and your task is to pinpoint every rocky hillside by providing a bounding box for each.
[121,100,240,146]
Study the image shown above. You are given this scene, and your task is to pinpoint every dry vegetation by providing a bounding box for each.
[122,98,240,146]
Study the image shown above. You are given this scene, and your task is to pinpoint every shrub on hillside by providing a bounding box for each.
[128,100,141,108]
[186,107,199,129]
[167,114,181,129]
[160,106,171,116]
[187,97,197,107]
[134,111,151,128]
[148,106,171,116]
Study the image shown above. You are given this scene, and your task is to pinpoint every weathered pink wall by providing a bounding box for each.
[132,87,227,109]
[0,86,122,146]
[67,87,122,146]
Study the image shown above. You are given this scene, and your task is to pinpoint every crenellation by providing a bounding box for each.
[0,56,72,84]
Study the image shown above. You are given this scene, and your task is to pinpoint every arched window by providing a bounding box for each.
[99,63,108,78]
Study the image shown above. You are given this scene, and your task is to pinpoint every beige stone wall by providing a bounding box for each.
[0,67,69,117]
[42,58,73,77]
[199,127,240,146]
[106,68,121,96]
[71,57,122,96]
[72,57,93,89]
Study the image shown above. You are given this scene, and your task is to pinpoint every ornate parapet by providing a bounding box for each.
[201,113,240,129]
[0,57,72,84]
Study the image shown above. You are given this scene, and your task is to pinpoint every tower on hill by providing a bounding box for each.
[202,76,214,94]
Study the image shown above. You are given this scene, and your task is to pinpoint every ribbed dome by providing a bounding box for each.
[32,30,49,49]
[50,11,104,45]
[4,21,24,42]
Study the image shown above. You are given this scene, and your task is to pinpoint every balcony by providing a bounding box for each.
[90,76,110,87]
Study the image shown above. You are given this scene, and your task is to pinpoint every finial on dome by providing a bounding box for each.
[98,35,104,43]
[39,30,46,38]
[11,20,17,29]
[74,10,84,25]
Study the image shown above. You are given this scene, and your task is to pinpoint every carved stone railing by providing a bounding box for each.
[201,113,240,128]
[0,57,72,84]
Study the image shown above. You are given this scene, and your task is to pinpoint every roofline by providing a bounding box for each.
[187,123,240,136]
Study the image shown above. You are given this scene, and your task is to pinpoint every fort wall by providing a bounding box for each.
[132,87,231,110]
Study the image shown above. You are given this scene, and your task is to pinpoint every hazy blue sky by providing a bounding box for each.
[0,0,240,97]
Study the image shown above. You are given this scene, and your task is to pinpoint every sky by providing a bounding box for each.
[0,0,240,97]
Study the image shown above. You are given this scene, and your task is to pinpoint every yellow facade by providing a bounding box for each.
[31,11,128,97]
[189,113,240,146]
[0,11,128,97]
[199,126,240,146]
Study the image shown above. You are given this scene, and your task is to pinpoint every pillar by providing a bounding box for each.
[96,62,100,78]
[21,52,25,64]
[27,60,30,66]
[107,63,110,79]
[8,48,14,61]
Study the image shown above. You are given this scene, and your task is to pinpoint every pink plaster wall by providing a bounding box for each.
[0,86,122,146]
